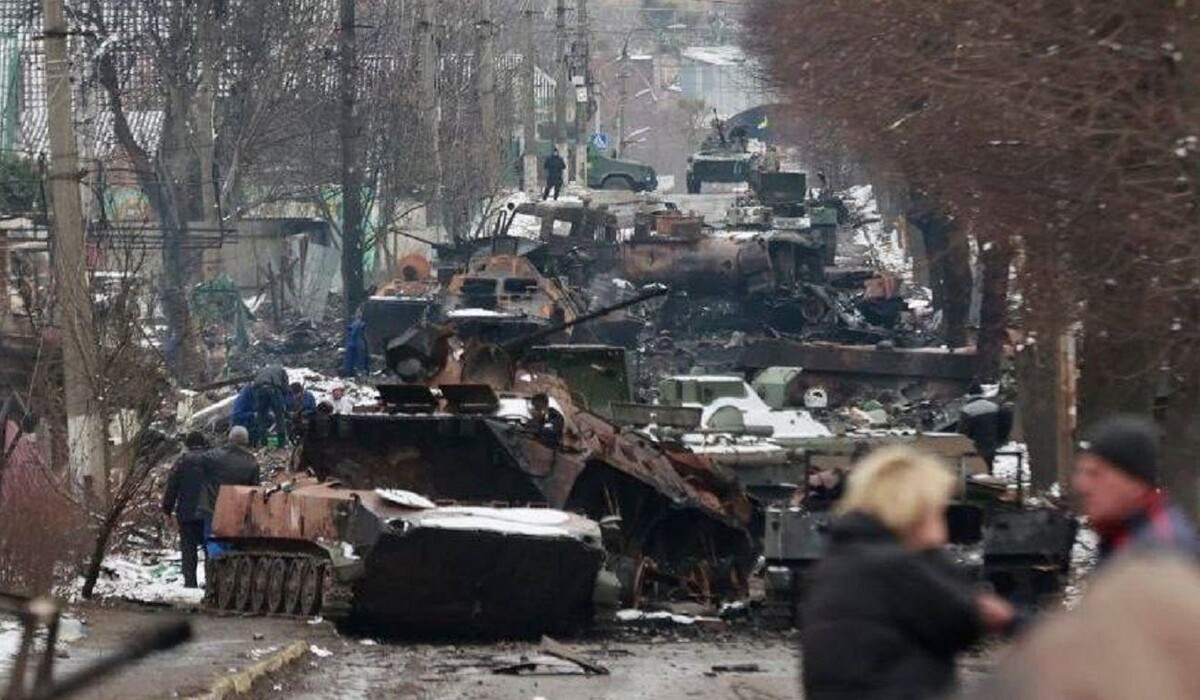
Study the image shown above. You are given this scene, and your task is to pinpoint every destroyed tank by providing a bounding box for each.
[438,251,586,343]
[299,293,762,607]
[205,478,606,637]
[614,373,1077,624]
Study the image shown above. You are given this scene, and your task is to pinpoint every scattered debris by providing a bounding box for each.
[710,663,762,674]
[538,636,610,676]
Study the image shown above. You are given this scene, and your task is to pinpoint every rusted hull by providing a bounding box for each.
[617,238,771,295]
[208,482,606,638]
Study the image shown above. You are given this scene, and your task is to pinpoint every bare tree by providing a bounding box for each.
[746,1,1200,510]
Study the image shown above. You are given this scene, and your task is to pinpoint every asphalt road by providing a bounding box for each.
[17,604,997,700]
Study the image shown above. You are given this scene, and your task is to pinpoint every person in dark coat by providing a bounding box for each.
[802,446,1015,700]
[542,149,567,201]
[956,386,1014,468]
[286,381,318,443]
[161,432,212,588]
[528,393,565,446]
[199,426,262,518]
[251,365,289,446]
[1073,414,1198,565]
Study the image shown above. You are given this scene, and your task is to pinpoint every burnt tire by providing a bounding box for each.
[265,558,288,614]
[215,558,238,611]
[298,560,324,616]
[283,558,305,614]
[233,557,255,613]
[250,557,271,614]
[602,175,635,191]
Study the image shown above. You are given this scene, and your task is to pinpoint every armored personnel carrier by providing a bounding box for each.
[205,478,606,637]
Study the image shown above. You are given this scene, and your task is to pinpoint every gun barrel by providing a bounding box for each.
[503,286,668,352]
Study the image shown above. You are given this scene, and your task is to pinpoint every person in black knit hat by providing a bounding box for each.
[1073,414,1198,564]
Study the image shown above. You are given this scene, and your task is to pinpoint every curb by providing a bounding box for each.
[188,640,309,700]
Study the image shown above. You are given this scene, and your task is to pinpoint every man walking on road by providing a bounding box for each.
[161,432,212,588]
[1073,414,1198,564]
[542,149,567,201]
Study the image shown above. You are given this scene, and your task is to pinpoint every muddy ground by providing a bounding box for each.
[26,603,999,700]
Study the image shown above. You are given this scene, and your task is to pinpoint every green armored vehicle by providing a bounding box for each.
[587,147,658,192]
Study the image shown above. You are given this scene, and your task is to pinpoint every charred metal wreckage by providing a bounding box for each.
[201,165,1076,636]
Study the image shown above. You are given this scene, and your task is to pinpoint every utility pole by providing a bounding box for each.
[616,41,629,158]
[419,0,444,240]
[522,0,539,196]
[573,0,590,184]
[43,0,105,500]
[554,0,569,168]
[339,0,364,321]
[195,0,220,277]
[477,0,496,188]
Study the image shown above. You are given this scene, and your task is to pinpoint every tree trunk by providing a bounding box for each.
[1160,375,1200,520]
[80,511,121,599]
[909,205,970,348]
[1076,323,1160,430]
[977,236,1014,379]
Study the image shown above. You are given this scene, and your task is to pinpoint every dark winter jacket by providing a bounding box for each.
[252,365,288,391]
[161,449,211,523]
[198,445,261,516]
[802,512,984,700]
[543,154,567,184]
[1097,491,1199,565]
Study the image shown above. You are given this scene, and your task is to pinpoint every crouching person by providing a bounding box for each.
[801,446,1015,700]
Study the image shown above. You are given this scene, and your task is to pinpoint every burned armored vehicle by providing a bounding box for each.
[206,478,606,637]
[300,305,761,607]
[614,372,1077,624]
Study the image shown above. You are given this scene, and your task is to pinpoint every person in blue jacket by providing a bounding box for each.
[342,316,369,377]
[229,384,258,445]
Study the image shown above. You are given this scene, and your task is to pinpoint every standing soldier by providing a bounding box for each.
[542,149,567,201]
[161,432,212,588]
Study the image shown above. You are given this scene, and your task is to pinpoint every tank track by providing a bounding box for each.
[203,551,354,622]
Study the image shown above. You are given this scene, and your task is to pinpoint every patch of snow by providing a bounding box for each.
[447,308,518,319]
[309,644,334,658]
[67,549,205,607]
[614,609,719,625]
[412,506,594,540]
[0,621,24,676]
[375,489,436,510]
[993,441,1031,484]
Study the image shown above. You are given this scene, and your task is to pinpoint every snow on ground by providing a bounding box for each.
[840,184,913,281]
[992,441,1031,485]
[68,549,205,608]
[1064,526,1099,610]
[614,609,719,625]
[0,620,22,676]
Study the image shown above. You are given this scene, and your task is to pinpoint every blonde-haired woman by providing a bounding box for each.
[801,446,1015,700]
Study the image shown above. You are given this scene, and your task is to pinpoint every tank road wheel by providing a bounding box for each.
[298,560,324,616]
[215,558,238,611]
[250,557,271,613]
[233,557,255,613]
[283,559,305,615]
[265,558,288,614]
